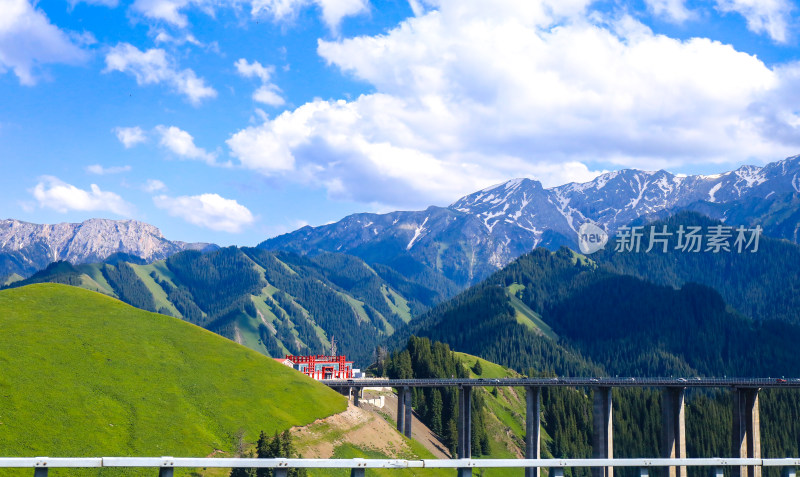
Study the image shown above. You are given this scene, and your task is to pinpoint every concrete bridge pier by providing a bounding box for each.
[661,387,686,477]
[353,387,360,407]
[732,388,761,477]
[395,387,413,437]
[403,387,413,438]
[593,387,613,477]
[396,387,406,433]
[525,386,542,477]
[458,386,473,477]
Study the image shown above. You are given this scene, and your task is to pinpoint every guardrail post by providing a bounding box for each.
[525,386,541,477]
[714,467,724,477]
[783,468,796,477]
[593,386,613,477]
[732,388,761,477]
[640,468,649,477]
[350,469,365,477]
[404,387,413,438]
[662,387,687,477]
[33,469,47,477]
[276,468,289,477]
[551,468,565,477]
[159,456,174,477]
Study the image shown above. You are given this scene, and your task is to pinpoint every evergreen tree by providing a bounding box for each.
[472,359,483,376]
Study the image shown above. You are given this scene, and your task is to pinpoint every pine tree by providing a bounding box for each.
[472,359,483,376]
[229,449,257,477]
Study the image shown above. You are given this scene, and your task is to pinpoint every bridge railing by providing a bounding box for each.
[1,457,799,476]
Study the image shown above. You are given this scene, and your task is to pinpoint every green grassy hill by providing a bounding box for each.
[0,284,346,476]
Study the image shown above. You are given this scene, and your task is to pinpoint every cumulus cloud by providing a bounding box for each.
[225,0,800,209]
[155,125,220,164]
[129,0,367,30]
[143,179,167,192]
[104,43,216,105]
[86,164,132,174]
[131,0,195,28]
[32,176,134,216]
[235,58,285,106]
[250,0,370,31]
[645,0,693,23]
[153,193,255,232]
[715,0,794,43]
[0,0,89,84]
[113,126,147,147]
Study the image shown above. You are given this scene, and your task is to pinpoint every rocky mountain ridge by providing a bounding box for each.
[0,218,215,278]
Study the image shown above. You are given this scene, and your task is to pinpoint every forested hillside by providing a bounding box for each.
[4,247,443,366]
[400,240,800,377]
[594,212,800,325]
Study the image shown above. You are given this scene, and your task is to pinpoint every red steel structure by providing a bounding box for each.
[284,354,354,380]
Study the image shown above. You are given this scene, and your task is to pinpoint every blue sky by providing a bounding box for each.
[1,0,799,246]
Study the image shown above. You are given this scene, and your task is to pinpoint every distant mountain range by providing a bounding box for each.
[0,218,216,279]
[262,155,800,286]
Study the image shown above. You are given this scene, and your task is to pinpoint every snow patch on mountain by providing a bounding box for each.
[406,216,429,250]
[708,183,723,202]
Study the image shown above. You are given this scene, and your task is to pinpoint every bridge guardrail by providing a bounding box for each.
[2,457,799,468]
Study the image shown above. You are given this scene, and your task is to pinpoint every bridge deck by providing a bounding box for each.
[322,377,800,388]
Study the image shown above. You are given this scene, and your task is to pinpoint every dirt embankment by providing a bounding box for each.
[291,390,451,459]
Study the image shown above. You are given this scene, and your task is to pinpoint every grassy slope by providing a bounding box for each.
[505,285,557,340]
[382,285,412,323]
[0,284,346,475]
[76,263,117,296]
[129,263,182,318]
[2,273,23,286]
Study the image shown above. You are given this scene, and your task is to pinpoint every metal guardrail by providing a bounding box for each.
[2,457,800,469]
[321,377,800,389]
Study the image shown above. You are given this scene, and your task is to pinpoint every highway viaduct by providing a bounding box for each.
[323,377,800,477]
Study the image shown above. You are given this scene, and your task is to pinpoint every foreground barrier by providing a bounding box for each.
[1,457,799,477]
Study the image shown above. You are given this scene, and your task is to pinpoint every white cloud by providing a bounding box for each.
[153,30,206,47]
[252,85,285,106]
[250,0,369,31]
[131,0,194,28]
[129,0,367,31]
[86,164,132,175]
[32,176,134,216]
[155,125,220,164]
[0,0,88,84]
[235,57,273,82]
[153,193,255,232]
[225,0,800,210]
[104,43,216,105]
[69,0,119,7]
[645,0,693,23]
[113,126,147,148]
[235,58,285,106]
[144,179,167,192]
[715,0,793,43]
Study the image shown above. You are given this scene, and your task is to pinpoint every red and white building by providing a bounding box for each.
[281,354,355,380]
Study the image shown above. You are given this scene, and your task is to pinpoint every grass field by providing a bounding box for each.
[0,284,346,476]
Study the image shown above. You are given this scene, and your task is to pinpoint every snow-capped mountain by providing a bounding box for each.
[261,155,800,287]
[0,218,215,279]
